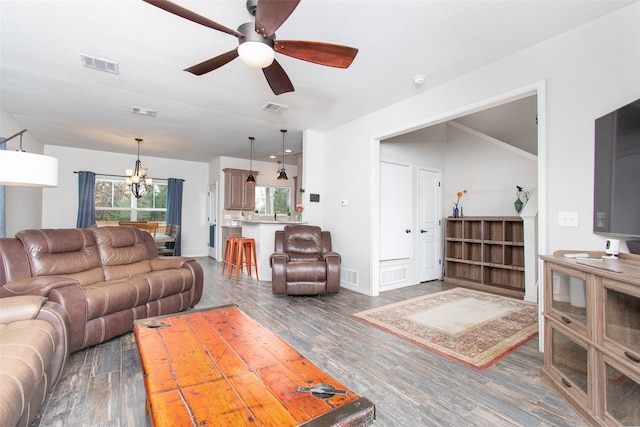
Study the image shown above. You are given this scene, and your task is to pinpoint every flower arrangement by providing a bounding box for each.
[454,190,467,208]
[453,190,467,218]
[295,204,304,221]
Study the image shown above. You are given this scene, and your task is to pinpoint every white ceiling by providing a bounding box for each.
[0,1,633,164]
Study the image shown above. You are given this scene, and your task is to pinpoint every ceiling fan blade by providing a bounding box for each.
[143,0,244,38]
[255,0,300,38]
[262,59,294,95]
[274,40,358,68]
[184,49,239,75]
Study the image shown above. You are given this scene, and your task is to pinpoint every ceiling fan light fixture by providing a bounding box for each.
[238,41,275,68]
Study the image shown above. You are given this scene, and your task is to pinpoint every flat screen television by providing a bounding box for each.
[593,97,640,238]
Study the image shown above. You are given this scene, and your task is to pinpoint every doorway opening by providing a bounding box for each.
[373,82,546,299]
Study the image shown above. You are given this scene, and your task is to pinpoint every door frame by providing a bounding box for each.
[370,81,547,308]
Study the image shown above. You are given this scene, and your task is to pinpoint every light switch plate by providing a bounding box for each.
[558,211,579,227]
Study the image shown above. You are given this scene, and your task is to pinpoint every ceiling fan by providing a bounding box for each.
[143,0,359,95]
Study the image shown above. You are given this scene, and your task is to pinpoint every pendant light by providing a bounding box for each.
[0,129,58,187]
[125,138,152,199]
[246,137,256,183]
[277,129,288,180]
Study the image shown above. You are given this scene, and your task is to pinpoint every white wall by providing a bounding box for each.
[444,123,537,216]
[301,130,324,226]
[1,107,47,235]
[42,145,210,257]
[320,3,640,296]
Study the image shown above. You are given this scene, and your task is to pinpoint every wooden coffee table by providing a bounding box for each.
[134,305,375,426]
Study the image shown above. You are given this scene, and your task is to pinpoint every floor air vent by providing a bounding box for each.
[341,268,359,286]
[380,267,407,286]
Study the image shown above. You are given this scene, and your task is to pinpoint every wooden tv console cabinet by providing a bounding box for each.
[540,251,640,426]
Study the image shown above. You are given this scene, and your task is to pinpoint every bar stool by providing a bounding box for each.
[222,236,243,278]
[233,238,259,282]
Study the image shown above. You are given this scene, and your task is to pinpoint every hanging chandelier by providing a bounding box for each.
[125,138,152,199]
[277,129,288,180]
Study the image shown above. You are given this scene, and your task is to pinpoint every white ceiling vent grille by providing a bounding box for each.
[261,102,288,113]
[80,54,119,74]
[130,106,157,117]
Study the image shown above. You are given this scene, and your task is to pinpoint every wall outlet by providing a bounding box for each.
[558,211,579,227]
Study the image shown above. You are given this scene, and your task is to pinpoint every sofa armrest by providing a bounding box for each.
[36,301,71,387]
[0,276,80,298]
[270,252,289,294]
[149,256,195,271]
[324,252,341,294]
[322,251,341,263]
[0,295,47,324]
[269,252,289,267]
[149,257,203,308]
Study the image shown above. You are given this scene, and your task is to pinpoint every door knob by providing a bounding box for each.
[420,229,427,233]
[405,229,411,233]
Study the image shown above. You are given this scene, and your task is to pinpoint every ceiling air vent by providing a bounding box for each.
[80,54,119,74]
[130,106,157,117]
[261,102,288,113]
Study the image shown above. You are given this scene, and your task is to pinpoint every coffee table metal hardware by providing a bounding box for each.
[297,384,348,398]
[140,320,170,328]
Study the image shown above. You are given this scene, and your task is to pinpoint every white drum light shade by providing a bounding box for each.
[0,150,59,187]
[238,42,275,68]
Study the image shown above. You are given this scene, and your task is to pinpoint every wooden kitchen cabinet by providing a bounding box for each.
[540,252,640,426]
[223,168,256,210]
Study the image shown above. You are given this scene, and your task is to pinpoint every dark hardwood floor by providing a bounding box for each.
[33,257,585,426]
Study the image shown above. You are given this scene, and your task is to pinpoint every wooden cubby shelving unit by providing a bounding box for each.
[444,216,525,298]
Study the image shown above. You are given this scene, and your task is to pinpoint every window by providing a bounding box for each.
[95,178,167,223]
[255,186,290,215]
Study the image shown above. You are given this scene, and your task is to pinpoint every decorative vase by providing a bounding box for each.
[296,212,302,222]
[453,207,459,218]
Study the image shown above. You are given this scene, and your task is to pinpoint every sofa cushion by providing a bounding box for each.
[90,227,152,281]
[0,319,57,427]
[16,229,102,281]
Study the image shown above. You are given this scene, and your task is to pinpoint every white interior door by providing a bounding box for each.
[208,184,217,258]
[418,169,441,281]
[380,161,412,260]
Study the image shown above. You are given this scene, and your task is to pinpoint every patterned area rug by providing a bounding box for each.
[352,288,538,370]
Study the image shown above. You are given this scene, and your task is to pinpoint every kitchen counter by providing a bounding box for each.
[241,220,305,224]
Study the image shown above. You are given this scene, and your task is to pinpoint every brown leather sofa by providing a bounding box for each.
[0,226,203,353]
[0,295,70,427]
[270,225,341,295]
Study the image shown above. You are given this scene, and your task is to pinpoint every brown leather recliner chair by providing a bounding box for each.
[270,225,341,295]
